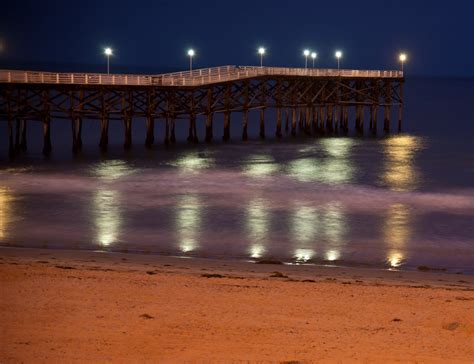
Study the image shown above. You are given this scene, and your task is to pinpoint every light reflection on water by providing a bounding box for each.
[290,201,346,263]
[0,187,14,241]
[246,198,270,258]
[176,194,201,253]
[1,132,473,273]
[92,160,134,180]
[287,138,355,184]
[173,152,214,173]
[382,135,423,192]
[384,203,411,268]
[291,203,318,262]
[243,154,279,178]
[93,189,121,247]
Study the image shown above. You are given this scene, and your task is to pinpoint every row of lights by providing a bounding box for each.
[102,47,407,74]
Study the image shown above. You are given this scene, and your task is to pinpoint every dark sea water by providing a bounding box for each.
[1,77,473,273]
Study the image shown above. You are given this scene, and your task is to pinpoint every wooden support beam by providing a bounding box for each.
[187,90,195,142]
[20,119,27,151]
[187,114,198,143]
[319,105,326,134]
[193,116,198,143]
[384,105,391,132]
[242,80,249,141]
[343,106,349,132]
[372,105,378,135]
[170,119,176,143]
[305,107,311,135]
[99,89,108,151]
[223,111,231,141]
[285,108,289,132]
[398,83,403,132]
[242,109,248,141]
[187,114,195,142]
[326,105,334,131]
[334,106,340,133]
[205,113,213,143]
[223,84,231,141]
[337,105,343,131]
[260,81,266,139]
[145,115,154,148]
[42,117,52,156]
[42,90,51,156]
[205,87,213,142]
[167,91,175,144]
[145,89,155,147]
[99,117,109,151]
[259,108,265,139]
[164,116,170,145]
[72,117,82,153]
[276,108,282,138]
[275,80,282,138]
[355,105,361,131]
[359,106,364,134]
[311,106,318,134]
[291,107,297,136]
[384,80,391,133]
[298,108,303,130]
[14,118,21,152]
[123,116,132,150]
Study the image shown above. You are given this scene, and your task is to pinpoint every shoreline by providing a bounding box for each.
[2,244,471,276]
[1,247,474,362]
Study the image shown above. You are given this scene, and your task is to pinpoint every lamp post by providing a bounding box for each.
[187,49,195,72]
[104,47,113,74]
[258,47,265,67]
[335,51,342,70]
[311,52,317,68]
[303,49,310,68]
[399,53,407,72]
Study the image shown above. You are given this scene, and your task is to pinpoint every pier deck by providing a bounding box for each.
[0,66,404,156]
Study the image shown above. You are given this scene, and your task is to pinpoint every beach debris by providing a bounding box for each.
[55,265,75,270]
[270,272,288,278]
[256,259,283,265]
[392,318,403,322]
[146,271,157,275]
[442,322,460,331]
[201,273,225,278]
[417,265,447,272]
[302,279,316,283]
[139,313,154,320]
[455,296,473,301]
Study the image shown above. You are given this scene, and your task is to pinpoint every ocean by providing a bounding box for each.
[1,77,473,273]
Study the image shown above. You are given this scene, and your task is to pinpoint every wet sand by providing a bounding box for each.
[1,247,473,363]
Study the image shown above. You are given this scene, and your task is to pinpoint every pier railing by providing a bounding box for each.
[0,66,403,87]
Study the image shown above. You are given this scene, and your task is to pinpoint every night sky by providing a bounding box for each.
[1,0,473,76]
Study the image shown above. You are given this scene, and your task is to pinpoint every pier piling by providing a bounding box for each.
[42,117,52,156]
[145,116,154,147]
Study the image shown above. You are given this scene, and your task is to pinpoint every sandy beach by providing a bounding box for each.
[1,247,473,363]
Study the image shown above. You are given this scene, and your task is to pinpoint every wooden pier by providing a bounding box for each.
[0,66,404,156]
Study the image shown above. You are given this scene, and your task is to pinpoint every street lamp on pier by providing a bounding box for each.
[104,47,113,74]
[187,49,195,72]
[258,47,266,67]
[303,49,310,69]
[399,53,407,72]
[335,51,342,70]
[311,52,317,68]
